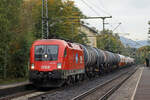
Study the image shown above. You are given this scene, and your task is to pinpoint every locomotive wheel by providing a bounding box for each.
[79,74,84,81]
[72,75,76,84]
[75,74,80,82]
[66,76,72,85]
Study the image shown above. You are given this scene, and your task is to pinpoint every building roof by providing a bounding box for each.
[81,24,98,35]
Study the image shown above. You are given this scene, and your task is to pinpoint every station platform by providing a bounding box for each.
[133,67,150,100]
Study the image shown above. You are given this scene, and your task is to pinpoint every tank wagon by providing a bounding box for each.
[29,39,134,87]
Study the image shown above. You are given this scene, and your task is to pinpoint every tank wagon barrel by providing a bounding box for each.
[79,44,122,77]
[79,45,99,67]
[93,48,105,67]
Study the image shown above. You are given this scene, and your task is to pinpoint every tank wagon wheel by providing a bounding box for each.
[99,64,105,75]
[92,68,96,77]
[106,64,111,73]
[98,65,104,76]
[85,67,91,78]
[109,65,112,72]
[85,66,96,78]
[101,64,107,74]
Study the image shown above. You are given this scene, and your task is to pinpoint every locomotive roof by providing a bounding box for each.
[32,39,83,50]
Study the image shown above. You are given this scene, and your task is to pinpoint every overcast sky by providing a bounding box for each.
[73,0,150,41]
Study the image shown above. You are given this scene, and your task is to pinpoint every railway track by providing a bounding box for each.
[0,84,37,100]
[0,66,137,100]
[0,90,37,100]
[0,85,66,100]
[72,67,138,100]
[27,66,137,100]
[28,87,66,100]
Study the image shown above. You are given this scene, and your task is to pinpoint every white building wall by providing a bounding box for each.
[80,25,97,47]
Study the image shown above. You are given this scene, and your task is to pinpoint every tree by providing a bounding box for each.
[0,0,32,79]
[24,0,88,44]
[136,46,150,64]
[97,30,124,53]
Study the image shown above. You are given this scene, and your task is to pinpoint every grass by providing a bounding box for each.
[0,77,28,85]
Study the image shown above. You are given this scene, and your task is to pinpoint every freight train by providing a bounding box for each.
[29,39,134,87]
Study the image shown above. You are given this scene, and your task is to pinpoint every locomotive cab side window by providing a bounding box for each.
[64,48,67,57]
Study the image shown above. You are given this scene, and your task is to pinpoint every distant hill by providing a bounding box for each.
[120,36,148,48]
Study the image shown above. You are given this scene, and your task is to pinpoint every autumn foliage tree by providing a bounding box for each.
[97,30,124,53]
[23,0,88,44]
[0,0,30,78]
[0,0,88,79]
[136,46,150,64]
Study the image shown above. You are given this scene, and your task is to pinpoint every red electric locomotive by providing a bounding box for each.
[29,39,85,87]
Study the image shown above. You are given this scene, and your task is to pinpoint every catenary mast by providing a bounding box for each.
[42,0,49,39]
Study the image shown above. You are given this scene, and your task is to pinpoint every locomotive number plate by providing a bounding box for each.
[41,66,50,69]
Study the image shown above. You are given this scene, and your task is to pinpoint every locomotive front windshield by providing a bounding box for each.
[35,45,58,61]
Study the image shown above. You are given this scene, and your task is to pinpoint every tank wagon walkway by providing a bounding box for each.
[132,66,150,100]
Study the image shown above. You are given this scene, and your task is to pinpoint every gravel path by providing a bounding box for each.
[108,66,143,100]
[28,66,136,100]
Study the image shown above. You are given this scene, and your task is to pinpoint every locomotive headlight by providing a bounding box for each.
[31,64,35,69]
[57,63,62,69]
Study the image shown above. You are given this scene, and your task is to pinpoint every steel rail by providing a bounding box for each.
[0,82,32,97]
[0,89,37,100]
[72,67,138,100]
[99,68,138,100]
[28,87,67,100]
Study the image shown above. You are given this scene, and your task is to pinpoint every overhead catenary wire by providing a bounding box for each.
[86,0,112,16]
[77,0,125,33]
[97,0,106,11]
[80,0,100,16]
[86,0,122,27]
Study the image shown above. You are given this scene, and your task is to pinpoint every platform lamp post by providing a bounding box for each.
[148,21,150,45]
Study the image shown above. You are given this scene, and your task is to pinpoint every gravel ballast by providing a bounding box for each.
[28,66,136,100]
